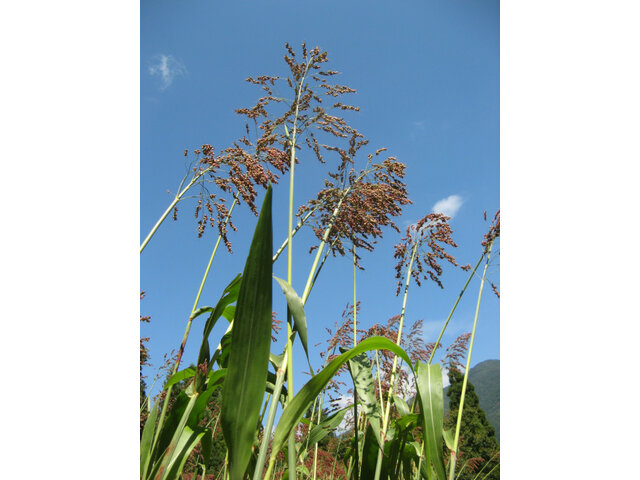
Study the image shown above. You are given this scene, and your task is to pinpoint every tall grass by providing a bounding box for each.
[140,43,500,480]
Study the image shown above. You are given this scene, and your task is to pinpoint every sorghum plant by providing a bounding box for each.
[448,211,500,480]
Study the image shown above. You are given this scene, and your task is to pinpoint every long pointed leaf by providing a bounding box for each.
[415,361,446,480]
[297,406,349,458]
[274,276,309,362]
[165,367,196,389]
[196,274,242,371]
[141,401,158,479]
[221,185,273,480]
[162,426,207,480]
[360,423,380,480]
[152,393,199,480]
[270,336,413,461]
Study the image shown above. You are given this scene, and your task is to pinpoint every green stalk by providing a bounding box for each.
[300,170,369,304]
[448,241,494,480]
[415,455,423,480]
[352,243,360,480]
[374,352,385,411]
[353,243,358,347]
[151,196,238,457]
[252,363,287,480]
[140,166,212,253]
[285,58,311,480]
[273,206,318,263]
[428,253,486,365]
[388,252,485,478]
[374,238,419,480]
[310,346,336,480]
[263,74,376,480]
[380,239,419,432]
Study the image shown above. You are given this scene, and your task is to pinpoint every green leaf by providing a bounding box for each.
[162,426,207,480]
[140,401,158,479]
[266,370,288,404]
[212,331,232,368]
[196,274,242,371]
[200,428,213,471]
[297,406,349,458]
[206,368,226,387]
[153,391,192,468]
[269,336,413,462]
[165,367,196,389]
[273,276,309,362]
[269,351,286,369]
[395,413,419,430]
[359,423,380,480]
[415,361,446,480]
[346,351,382,446]
[222,305,236,322]
[221,185,273,480]
[152,394,199,480]
[442,428,454,451]
[191,306,213,320]
[393,395,411,418]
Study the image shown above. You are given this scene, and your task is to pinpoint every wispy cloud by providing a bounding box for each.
[409,119,426,141]
[148,54,186,91]
[432,194,464,219]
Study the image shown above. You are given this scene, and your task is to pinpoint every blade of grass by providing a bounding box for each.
[274,276,310,365]
[141,401,159,479]
[264,336,414,480]
[415,361,446,480]
[298,406,349,459]
[221,185,273,480]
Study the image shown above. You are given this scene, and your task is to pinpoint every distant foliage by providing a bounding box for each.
[445,368,500,480]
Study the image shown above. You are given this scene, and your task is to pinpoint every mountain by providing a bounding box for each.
[443,359,500,442]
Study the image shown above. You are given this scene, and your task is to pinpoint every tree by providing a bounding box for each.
[445,368,500,480]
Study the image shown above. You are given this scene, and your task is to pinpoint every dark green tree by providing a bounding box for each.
[445,368,500,480]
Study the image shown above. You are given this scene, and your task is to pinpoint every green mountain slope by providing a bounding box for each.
[444,359,500,442]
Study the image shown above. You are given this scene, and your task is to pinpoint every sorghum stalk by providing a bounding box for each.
[252,363,287,480]
[284,57,312,480]
[428,253,485,365]
[140,166,213,253]
[273,206,319,263]
[351,242,360,480]
[300,168,370,303]
[374,238,419,480]
[176,194,240,371]
[381,239,419,430]
[448,240,494,480]
[353,243,358,347]
[151,196,238,456]
[391,251,485,477]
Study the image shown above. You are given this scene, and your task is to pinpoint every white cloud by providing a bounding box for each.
[148,54,186,91]
[442,367,450,388]
[432,194,464,219]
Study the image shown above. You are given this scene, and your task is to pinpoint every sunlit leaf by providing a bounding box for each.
[415,361,446,480]
[270,336,413,462]
[221,186,273,480]
[274,276,309,362]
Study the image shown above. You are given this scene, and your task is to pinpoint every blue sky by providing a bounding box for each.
[141,0,499,396]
